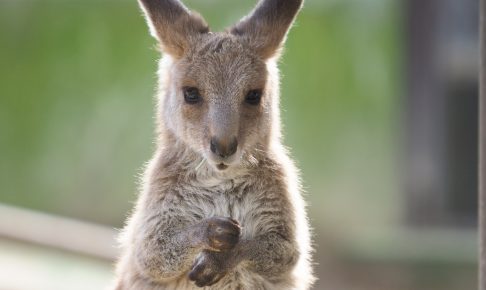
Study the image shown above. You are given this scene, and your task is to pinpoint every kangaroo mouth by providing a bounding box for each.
[216,163,228,170]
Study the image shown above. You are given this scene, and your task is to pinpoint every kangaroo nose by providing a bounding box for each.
[210,137,238,159]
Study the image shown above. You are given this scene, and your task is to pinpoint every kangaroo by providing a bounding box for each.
[112,0,314,289]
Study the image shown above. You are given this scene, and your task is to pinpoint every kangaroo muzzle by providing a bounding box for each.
[210,136,238,159]
[208,105,239,166]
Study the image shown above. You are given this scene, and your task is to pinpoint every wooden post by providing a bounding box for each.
[480,0,486,289]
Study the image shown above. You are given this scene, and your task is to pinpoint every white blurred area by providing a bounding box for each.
[0,204,116,290]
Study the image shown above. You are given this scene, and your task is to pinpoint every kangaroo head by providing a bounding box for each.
[139,0,303,170]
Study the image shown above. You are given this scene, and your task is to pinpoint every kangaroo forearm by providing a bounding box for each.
[237,233,299,279]
[135,222,206,280]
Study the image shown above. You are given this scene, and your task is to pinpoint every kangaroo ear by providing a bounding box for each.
[138,0,209,57]
[230,0,303,59]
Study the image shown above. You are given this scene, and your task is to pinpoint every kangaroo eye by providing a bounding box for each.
[183,87,202,104]
[245,89,262,105]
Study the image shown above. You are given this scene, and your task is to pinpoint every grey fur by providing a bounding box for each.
[112,0,314,289]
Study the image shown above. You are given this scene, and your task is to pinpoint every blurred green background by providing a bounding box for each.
[0,0,400,229]
[0,0,477,289]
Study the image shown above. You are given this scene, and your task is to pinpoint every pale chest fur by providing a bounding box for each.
[168,174,288,241]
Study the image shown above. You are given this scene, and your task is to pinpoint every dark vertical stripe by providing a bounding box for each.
[480,0,486,288]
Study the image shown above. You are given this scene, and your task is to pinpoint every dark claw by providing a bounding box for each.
[190,270,225,287]
[188,252,227,287]
[188,256,205,281]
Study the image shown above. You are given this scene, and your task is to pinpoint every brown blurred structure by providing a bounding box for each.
[405,0,479,227]
[480,0,485,289]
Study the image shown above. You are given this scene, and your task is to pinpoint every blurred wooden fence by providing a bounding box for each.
[0,203,118,261]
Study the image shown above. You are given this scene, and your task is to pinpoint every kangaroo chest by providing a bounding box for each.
[179,180,262,239]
